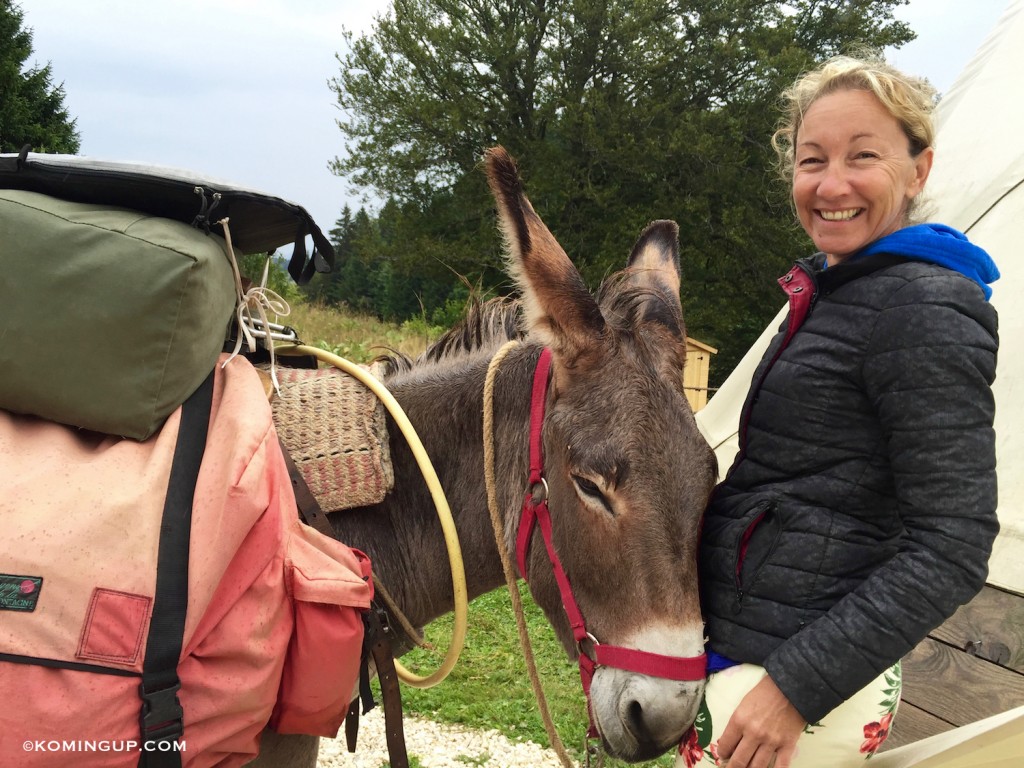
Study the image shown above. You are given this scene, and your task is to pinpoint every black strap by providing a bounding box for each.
[368,610,409,768]
[137,371,214,768]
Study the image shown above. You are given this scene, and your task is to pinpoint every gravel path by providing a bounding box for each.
[316,707,565,768]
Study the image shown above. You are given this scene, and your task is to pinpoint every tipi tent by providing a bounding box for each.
[694,0,1024,761]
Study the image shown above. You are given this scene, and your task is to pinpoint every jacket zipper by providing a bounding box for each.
[735,263,818,457]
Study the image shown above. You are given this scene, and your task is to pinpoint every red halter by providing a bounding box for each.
[514,348,707,736]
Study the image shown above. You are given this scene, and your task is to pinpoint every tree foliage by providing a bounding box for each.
[0,0,80,154]
[329,0,914,382]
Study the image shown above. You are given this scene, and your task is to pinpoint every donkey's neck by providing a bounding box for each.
[328,344,541,630]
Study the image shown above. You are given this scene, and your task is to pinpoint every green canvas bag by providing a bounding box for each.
[0,149,334,284]
[0,189,236,440]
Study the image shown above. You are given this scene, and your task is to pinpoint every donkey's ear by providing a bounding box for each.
[624,220,684,334]
[484,146,605,354]
[627,220,681,297]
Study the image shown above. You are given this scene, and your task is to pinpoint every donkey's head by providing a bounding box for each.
[484,147,717,761]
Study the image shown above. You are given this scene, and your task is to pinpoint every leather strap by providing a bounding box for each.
[367,607,409,768]
[278,438,336,538]
[345,607,409,768]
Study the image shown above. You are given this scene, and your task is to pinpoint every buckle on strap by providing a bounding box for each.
[139,680,184,742]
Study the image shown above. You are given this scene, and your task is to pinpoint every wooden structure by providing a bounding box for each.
[683,337,717,412]
[885,584,1024,750]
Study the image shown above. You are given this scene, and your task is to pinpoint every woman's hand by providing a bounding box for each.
[715,675,806,768]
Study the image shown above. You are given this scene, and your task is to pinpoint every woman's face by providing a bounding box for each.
[792,88,933,266]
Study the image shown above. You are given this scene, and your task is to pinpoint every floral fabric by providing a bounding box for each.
[677,662,901,767]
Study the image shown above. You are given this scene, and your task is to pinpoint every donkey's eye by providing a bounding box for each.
[573,475,600,496]
[572,475,613,515]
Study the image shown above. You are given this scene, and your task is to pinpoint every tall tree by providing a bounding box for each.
[0,0,79,153]
[330,0,914,382]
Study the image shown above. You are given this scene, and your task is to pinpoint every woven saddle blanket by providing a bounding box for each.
[265,363,394,513]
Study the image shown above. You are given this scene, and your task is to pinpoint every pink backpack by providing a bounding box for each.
[0,355,373,767]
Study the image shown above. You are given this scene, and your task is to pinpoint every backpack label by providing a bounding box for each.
[0,574,43,612]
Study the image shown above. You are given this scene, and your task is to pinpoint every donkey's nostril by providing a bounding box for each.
[618,696,675,765]
[627,699,644,729]
[626,698,655,744]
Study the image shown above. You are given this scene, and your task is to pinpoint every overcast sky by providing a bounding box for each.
[17,0,1014,242]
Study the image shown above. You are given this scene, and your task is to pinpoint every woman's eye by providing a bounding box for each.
[855,151,878,160]
[797,156,822,166]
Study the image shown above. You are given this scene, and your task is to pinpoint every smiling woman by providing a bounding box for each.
[776,58,938,267]
[683,53,1001,768]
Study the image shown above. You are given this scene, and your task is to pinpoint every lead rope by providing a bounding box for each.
[483,340,577,768]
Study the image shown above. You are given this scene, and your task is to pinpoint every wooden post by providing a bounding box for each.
[683,337,718,412]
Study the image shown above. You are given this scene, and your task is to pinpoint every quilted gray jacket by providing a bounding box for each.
[699,252,999,724]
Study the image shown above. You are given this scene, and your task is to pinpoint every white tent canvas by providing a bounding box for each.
[696,0,1024,596]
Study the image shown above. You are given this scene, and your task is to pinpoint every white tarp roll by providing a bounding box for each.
[870,704,1024,767]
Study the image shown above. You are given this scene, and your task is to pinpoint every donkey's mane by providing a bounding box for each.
[376,273,684,379]
[372,268,684,382]
[377,296,526,377]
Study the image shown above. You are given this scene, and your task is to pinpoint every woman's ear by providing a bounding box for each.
[909,145,935,199]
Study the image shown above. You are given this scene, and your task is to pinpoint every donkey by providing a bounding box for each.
[252,147,717,766]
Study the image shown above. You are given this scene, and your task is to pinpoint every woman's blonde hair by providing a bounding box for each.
[772,52,938,191]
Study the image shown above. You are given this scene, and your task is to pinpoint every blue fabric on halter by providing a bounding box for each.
[857,223,1000,300]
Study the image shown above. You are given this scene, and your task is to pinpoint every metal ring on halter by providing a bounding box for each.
[577,631,600,658]
[529,477,549,502]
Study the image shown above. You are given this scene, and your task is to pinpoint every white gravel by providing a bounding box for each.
[316,707,566,768]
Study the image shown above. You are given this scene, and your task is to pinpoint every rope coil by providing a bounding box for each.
[220,217,291,393]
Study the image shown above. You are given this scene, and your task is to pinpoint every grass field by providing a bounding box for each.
[286,298,677,768]
[285,298,445,363]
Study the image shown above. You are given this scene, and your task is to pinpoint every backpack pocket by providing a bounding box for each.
[269,518,372,737]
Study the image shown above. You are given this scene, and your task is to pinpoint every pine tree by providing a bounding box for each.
[0,0,80,153]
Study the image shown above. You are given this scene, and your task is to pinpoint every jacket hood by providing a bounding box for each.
[857,223,1000,299]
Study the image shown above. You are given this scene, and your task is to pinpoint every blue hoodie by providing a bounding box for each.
[856,223,1000,300]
